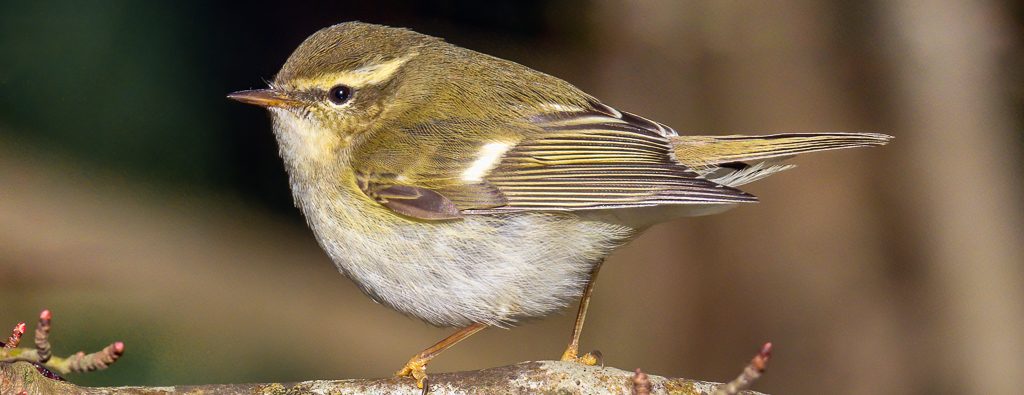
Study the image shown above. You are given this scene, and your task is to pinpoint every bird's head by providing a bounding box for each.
[228,22,438,167]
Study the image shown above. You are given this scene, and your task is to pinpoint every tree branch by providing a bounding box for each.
[0,310,769,394]
[1,360,766,395]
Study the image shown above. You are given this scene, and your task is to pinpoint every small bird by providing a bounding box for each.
[229,22,891,388]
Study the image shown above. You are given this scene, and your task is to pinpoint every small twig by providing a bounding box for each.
[713,342,773,395]
[34,310,52,363]
[631,368,651,395]
[56,342,126,373]
[0,309,125,376]
[1,322,27,356]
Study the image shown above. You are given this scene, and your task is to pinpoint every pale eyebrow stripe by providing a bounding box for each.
[291,53,418,89]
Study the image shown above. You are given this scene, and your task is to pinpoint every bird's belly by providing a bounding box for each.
[303,195,635,327]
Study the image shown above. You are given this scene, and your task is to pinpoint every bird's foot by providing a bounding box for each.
[395,357,429,389]
[560,347,602,366]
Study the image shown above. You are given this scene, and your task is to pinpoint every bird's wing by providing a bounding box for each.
[351,102,756,221]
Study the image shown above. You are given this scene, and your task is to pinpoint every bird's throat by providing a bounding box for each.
[269,108,349,174]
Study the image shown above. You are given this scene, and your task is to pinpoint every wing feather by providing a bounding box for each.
[352,101,756,219]
[470,101,756,212]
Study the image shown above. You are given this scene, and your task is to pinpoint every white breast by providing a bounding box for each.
[299,185,635,327]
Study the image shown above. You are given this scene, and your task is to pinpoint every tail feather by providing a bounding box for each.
[672,132,893,170]
[671,132,892,187]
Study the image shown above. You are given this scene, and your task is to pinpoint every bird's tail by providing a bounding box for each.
[671,132,893,187]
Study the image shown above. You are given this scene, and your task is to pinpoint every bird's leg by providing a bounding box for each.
[560,263,603,365]
[396,323,487,389]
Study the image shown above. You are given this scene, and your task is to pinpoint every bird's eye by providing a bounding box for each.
[327,85,352,105]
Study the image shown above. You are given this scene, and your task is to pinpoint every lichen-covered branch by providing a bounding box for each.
[0,310,770,394]
[1,360,766,395]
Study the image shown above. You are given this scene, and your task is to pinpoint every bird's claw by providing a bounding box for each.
[395,358,428,389]
[560,348,603,366]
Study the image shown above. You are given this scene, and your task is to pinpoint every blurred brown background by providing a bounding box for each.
[2,1,1022,394]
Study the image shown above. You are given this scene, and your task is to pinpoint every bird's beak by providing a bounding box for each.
[227,89,300,108]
